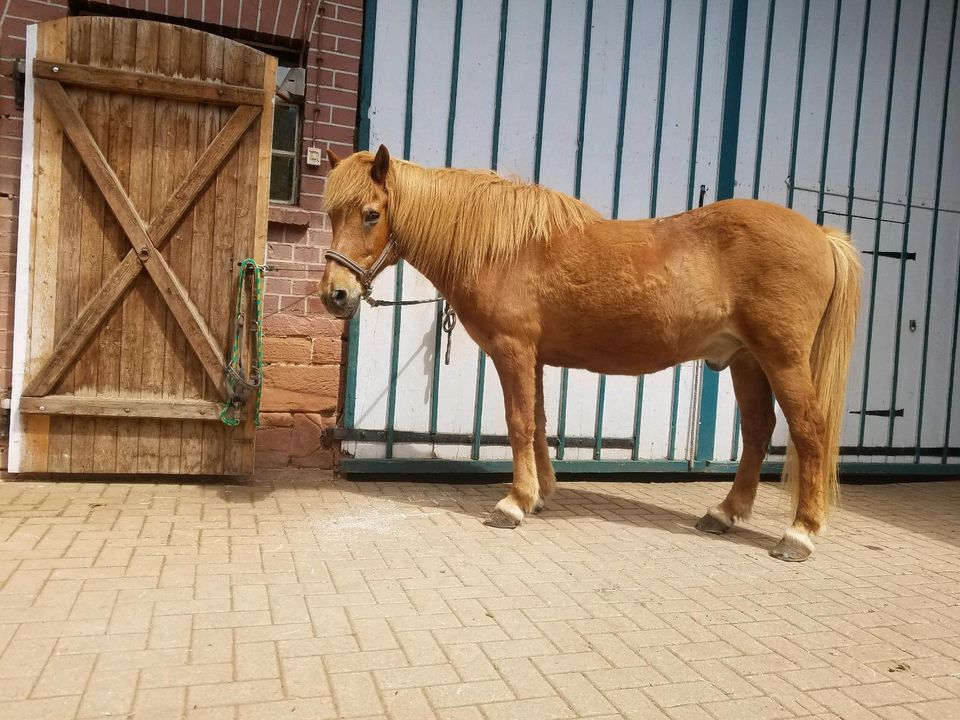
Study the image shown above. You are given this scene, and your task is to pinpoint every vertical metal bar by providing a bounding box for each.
[593,375,606,460]
[815,0,843,225]
[429,301,443,436]
[472,354,486,459]
[942,227,960,462]
[343,0,380,430]
[687,0,728,460]
[631,377,645,460]
[429,0,466,440]
[667,365,682,460]
[785,0,810,209]
[470,0,512,460]
[386,0,421,457]
[401,0,419,160]
[685,0,707,213]
[734,0,776,457]
[845,0,874,236]
[611,0,635,222]
[490,0,510,172]
[470,0,511,460]
[647,0,672,458]
[533,0,554,184]
[385,270,404,458]
[445,0,465,164]
[558,0,594,462]
[751,0,776,199]
[858,0,903,447]
[916,0,958,462]
[698,0,748,464]
[649,0,672,218]
[597,0,636,462]
[887,0,931,448]
[718,0,750,211]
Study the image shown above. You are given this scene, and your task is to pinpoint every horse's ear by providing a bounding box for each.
[371,144,390,185]
[327,147,341,169]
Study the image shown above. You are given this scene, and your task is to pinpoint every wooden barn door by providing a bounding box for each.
[9,17,276,474]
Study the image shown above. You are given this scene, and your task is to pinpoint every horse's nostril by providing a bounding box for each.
[331,289,348,304]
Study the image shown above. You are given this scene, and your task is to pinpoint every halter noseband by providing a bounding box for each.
[323,237,395,298]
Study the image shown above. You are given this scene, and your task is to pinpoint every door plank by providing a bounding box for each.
[243,53,278,473]
[177,27,206,474]
[138,22,181,473]
[22,396,222,420]
[210,39,246,475]
[93,16,136,472]
[46,20,87,472]
[199,32,227,475]
[225,51,271,475]
[70,17,113,473]
[117,19,159,473]
[21,19,69,472]
[33,58,265,106]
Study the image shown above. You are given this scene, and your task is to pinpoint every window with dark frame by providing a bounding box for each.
[270,66,304,205]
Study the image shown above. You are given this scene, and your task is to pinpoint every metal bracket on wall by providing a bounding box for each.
[12,59,25,110]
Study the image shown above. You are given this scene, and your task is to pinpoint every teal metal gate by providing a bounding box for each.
[337,0,960,475]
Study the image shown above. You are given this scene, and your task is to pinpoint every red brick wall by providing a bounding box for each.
[0,0,362,470]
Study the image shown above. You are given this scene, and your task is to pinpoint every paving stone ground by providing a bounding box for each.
[0,471,959,720]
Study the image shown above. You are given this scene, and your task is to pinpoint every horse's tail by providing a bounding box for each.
[783,227,861,516]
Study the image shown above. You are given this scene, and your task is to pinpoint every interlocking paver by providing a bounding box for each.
[1,474,959,719]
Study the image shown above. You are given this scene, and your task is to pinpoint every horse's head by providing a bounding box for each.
[319,144,394,319]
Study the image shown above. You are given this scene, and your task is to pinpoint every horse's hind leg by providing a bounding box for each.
[697,352,775,534]
[533,363,556,512]
[763,362,826,561]
[484,345,540,528]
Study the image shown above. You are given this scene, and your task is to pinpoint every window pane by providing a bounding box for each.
[273,104,299,153]
[270,155,296,203]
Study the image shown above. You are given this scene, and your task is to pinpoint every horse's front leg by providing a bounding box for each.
[485,346,539,528]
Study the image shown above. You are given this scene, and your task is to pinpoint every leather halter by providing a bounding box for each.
[323,237,395,298]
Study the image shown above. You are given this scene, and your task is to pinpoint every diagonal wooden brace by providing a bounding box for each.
[22,80,260,400]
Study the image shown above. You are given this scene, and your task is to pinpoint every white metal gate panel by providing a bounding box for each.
[341,0,960,473]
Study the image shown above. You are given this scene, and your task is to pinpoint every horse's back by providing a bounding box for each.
[535,199,836,371]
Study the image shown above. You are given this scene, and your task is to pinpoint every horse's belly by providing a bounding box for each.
[538,315,739,376]
[538,323,679,376]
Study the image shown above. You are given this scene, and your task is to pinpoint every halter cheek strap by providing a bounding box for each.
[323,237,395,298]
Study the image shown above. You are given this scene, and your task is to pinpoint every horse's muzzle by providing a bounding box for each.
[320,287,360,319]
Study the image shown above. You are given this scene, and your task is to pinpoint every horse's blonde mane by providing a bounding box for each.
[325,152,601,281]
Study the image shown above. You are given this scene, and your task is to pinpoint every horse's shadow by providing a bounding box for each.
[339,477,782,553]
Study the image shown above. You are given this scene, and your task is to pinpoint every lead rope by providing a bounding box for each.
[221,259,265,427]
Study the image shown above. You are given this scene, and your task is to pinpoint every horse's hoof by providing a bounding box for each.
[769,531,814,562]
[484,508,522,529]
[695,512,731,535]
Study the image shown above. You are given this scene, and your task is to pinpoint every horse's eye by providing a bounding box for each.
[363,210,380,225]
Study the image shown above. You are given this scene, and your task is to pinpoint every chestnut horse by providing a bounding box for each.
[320,145,860,562]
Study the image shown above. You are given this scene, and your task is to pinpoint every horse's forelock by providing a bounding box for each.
[324,153,380,213]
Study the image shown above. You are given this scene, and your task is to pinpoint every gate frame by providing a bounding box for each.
[336,0,960,477]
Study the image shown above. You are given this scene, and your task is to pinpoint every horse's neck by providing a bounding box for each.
[392,243,462,301]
